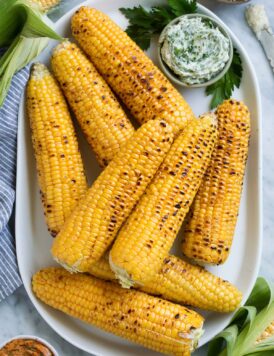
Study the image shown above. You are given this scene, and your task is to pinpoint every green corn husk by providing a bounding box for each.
[208,277,274,356]
[0,0,62,106]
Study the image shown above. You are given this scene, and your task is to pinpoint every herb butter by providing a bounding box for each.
[160,17,230,85]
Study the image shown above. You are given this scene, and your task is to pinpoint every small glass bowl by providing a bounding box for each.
[158,13,233,88]
[0,335,58,355]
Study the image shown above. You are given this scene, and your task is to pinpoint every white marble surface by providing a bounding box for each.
[0,0,273,355]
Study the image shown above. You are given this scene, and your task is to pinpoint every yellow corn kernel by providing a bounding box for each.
[33,267,204,356]
[89,255,242,313]
[51,41,135,167]
[110,114,218,288]
[256,321,274,344]
[52,119,174,272]
[182,99,251,265]
[71,7,195,135]
[27,63,87,237]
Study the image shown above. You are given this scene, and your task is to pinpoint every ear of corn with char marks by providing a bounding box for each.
[51,41,134,167]
[110,114,218,288]
[27,63,87,237]
[51,119,174,272]
[89,254,242,312]
[71,7,195,135]
[182,99,251,265]
[33,267,204,356]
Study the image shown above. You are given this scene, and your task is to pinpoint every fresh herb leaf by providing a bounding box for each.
[120,0,196,50]
[167,0,197,17]
[206,48,242,109]
[125,24,153,50]
[120,6,155,28]
[120,5,175,49]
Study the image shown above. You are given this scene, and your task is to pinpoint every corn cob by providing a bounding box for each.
[182,100,251,265]
[27,63,87,237]
[71,7,195,135]
[256,321,274,344]
[89,254,242,312]
[33,267,204,356]
[110,114,218,288]
[52,119,174,272]
[33,0,61,12]
[51,41,135,167]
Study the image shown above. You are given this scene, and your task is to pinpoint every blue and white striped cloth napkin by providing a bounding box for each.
[0,65,30,302]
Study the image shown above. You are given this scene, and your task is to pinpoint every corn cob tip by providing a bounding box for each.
[53,39,72,54]
[190,328,204,350]
[109,254,135,289]
[53,256,79,273]
[31,63,49,79]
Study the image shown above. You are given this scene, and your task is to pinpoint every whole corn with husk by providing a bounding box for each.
[51,41,135,167]
[71,7,195,135]
[27,63,87,237]
[89,254,242,312]
[0,0,62,106]
[182,99,251,265]
[110,114,218,288]
[52,119,174,272]
[33,0,61,12]
[33,267,204,355]
[256,321,274,344]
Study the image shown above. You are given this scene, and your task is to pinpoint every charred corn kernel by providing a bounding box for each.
[256,321,274,344]
[89,255,242,312]
[182,99,251,265]
[110,114,218,288]
[143,256,242,312]
[52,119,174,272]
[71,7,195,135]
[33,0,60,12]
[51,41,135,167]
[27,63,87,237]
[33,267,204,356]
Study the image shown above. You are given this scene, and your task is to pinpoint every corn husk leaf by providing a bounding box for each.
[0,36,48,103]
[207,278,274,356]
[0,0,21,46]
[0,0,62,106]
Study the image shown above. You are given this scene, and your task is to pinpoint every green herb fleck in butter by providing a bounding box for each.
[160,17,230,85]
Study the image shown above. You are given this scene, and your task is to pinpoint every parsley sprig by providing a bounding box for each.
[206,49,242,109]
[120,0,196,50]
[120,0,242,109]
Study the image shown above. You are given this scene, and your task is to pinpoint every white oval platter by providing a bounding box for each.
[16,1,262,355]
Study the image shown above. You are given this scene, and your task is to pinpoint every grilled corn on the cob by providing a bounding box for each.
[182,99,251,265]
[52,119,174,272]
[110,114,218,287]
[71,7,195,135]
[51,41,135,167]
[27,63,87,237]
[33,267,204,356]
[89,255,242,312]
